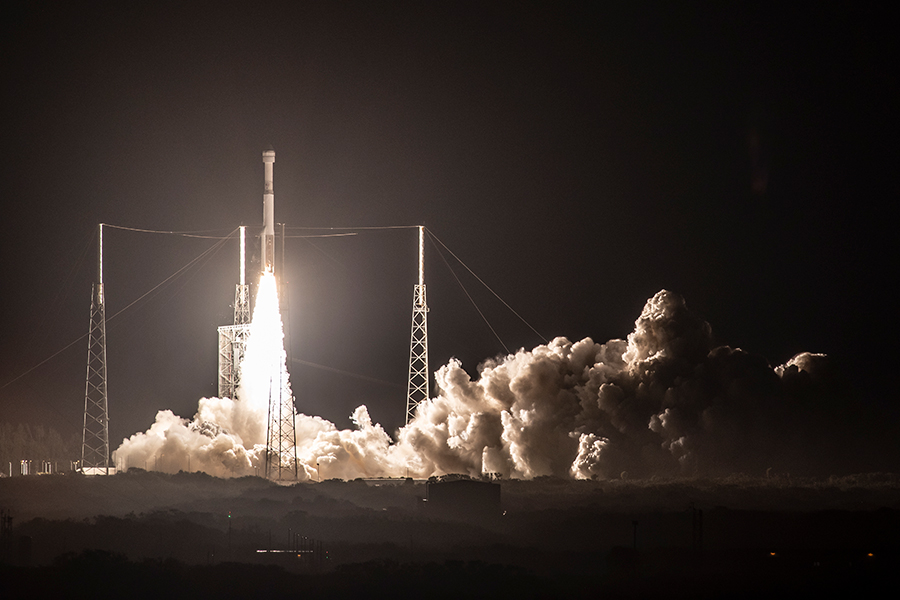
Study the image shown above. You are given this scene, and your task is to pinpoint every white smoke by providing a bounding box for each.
[115,287,841,480]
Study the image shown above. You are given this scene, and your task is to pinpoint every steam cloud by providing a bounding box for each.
[115,288,844,480]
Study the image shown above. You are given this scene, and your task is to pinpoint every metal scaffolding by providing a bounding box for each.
[264,225,297,480]
[81,224,110,475]
[265,368,298,480]
[218,226,251,400]
[234,225,251,326]
[217,323,249,399]
[406,226,429,424]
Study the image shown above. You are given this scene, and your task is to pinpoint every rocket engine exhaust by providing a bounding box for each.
[261,149,275,274]
[114,287,847,481]
[113,152,855,480]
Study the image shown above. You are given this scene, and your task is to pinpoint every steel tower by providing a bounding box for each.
[265,368,298,480]
[81,224,110,475]
[218,226,251,399]
[405,226,429,424]
[235,225,251,325]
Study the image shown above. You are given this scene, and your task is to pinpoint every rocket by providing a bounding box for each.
[261,148,275,273]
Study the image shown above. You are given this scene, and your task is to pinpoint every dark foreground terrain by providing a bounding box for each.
[2,471,899,598]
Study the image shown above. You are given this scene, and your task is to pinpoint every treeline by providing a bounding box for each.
[0,423,79,474]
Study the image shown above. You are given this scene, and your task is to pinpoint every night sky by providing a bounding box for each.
[1,2,896,457]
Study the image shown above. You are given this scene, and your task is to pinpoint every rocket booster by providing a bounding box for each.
[261,149,275,273]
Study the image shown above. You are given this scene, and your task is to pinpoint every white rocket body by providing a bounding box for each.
[262,149,275,273]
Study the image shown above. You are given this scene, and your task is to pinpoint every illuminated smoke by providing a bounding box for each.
[113,273,289,476]
[115,288,838,480]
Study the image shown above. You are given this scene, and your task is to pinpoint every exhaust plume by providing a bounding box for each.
[115,288,846,480]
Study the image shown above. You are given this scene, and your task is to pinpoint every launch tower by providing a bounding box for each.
[405,226,429,424]
[217,226,251,399]
[81,224,111,475]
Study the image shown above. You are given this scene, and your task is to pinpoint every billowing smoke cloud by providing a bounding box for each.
[115,288,845,480]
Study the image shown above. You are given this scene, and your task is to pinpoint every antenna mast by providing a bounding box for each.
[237,226,250,322]
[81,223,110,475]
[405,226,429,424]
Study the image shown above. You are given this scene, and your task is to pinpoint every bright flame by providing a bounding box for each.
[112,273,296,477]
[235,271,291,440]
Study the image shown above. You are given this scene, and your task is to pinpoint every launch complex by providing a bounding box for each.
[79,149,431,480]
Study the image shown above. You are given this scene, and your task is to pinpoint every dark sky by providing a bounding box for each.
[1,2,896,449]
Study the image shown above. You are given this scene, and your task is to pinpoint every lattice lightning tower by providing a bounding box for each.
[264,248,299,480]
[406,226,429,424]
[265,365,298,480]
[81,223,110,475]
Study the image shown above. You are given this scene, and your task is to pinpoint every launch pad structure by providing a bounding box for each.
[217,226,251,401]
[81,148,433,480]
[216,150,299,480]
